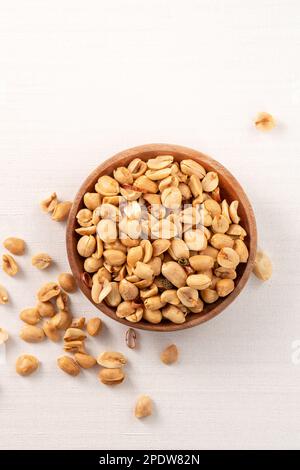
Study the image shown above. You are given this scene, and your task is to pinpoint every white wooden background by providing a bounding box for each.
[0,0,300,450]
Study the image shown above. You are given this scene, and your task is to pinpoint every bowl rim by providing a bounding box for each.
[66,143,257,332]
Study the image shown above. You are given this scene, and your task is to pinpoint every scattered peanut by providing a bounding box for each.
[0,327,9,344]
[253,251,272,281]
[255,112,276,131]
[3,237,25,255]
[134,395,153,418]
[16,355,39,376]
[160,344,178,365]
[58,272,77,293]
[32,252,52,270]
[0,284,9,304]
[2,254,19,276]
[57,355,80,376]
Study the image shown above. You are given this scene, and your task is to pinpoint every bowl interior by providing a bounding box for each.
[66,144,257,332]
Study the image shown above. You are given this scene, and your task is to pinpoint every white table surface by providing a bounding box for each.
[0,0,300,450]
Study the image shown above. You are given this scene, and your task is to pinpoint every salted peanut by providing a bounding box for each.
[71,317,86,329]
[202,171,219,192]
[134,175,158,194]
[126,246,142,268]
[124,201,142,220]
[146,257,161,277]
[214,267,237,280]
[210,233,234,249]
[139,240,152,263]
[83,192,101,210]
[144,295,165,310]
[204,199,221,217]
[189,298,204,313]
[92,278,112,304]
[128,158,147,178]
[75,353,96,369]
[20,325,45,343]
[212,214,230,234]
[0,284,9,304]
[201,288,219,304]
[216,278,235,297]
[180,160,206,179]
[147,155,173,170]
[99,367,125,385]
[161,344,178,365]
[84,256,103,273]
[96,219,117,244]
[40,192,58,212]
[135,395,153,418]
[226,224,247,238]
[102,195,124,206]
[202,208,213,227]
[120,187,142,201]
[114,167,133,185]
[56,291,69,311]
[36,301,55,318]
[0,327,9,344]
[3,237,25,255]
[177,287,198,307]
[140,284,158,300]
[103,250,126,267]
[76,208,93,227]
[116,301,136,318]
[184,229,207,251]
[58,272,77,293]
[119,279,139,301]
[234,239,249,263]
[143,193,161,205]
[95,267,112,284]
[20,307,40,325]
[179,182,192,200]
[188,175,203,199]
[152,239,170,257]
[180,206,201,226]
[134,261,154,281]
[151,219,177,240]
[158,175,179,192]
[2,254,18,276]
[95,175,119,196]
[168,239,189,262]
[31,252,52,270]
[221,200,231,222]
[37,282,60,302]
[16,355,39,376]
[253,251,272,281]
[161,289,180,306]
[86,317,102,336]
[255,112,275,131]
[50,310,72,330]
[105,239,127,253]
[43,321,60,342]
[106,282,122,307]
[98,203,120,222]
[126,307,143,323]
[119,218,141,239]
[97,351,127,369]
[64,327,86,342]
[145,168,172,181]
[189,255,214,271]
[217,247,240,269]
[64,340,86,353]
[52,201,72,221]
[201,246,219,260]
[162,261,187,288]
[161,187,182,210]
[162,304,185,324]
[57,356,80,376]
[77,235,96,257]
[75,225,97,236]
[143,309,162,324]
[92,235,104,260]
[186,274,211,290]
[229,201,240,224]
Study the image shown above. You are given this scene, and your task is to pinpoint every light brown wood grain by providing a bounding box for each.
[66,144,257,332]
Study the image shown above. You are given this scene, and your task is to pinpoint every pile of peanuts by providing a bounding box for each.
[75,155,250,325]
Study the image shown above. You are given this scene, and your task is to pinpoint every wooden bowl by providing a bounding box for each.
[66,144,257,332]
